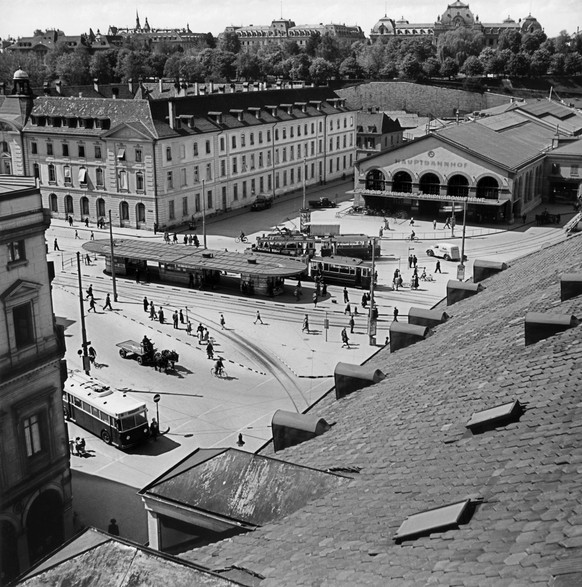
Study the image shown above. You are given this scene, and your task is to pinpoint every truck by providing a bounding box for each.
[305,223,341,237]
[308,197,337,209]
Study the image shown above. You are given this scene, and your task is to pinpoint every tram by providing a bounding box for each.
[308,256,374,288]
[321,234,381,260]
[253,231,316,258]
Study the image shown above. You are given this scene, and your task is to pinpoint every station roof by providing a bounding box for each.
[83,239,307,277]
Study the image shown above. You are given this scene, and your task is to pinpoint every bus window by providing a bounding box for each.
[82,401,90,412]
[91,406,100,418]
[74,397,82,407]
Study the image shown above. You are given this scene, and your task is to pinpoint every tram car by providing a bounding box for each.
[308,255,374,289]
[321,234,381,260]
[253,232,316,258]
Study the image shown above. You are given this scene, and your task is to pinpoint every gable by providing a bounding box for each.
[1,279,42,304]
[104,122,153,141]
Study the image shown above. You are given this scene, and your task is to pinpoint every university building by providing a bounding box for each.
[0,70,356,231]
[371,0,542,47]
[0,176,72,585]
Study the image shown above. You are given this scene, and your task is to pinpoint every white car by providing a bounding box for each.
[426,243,466,262]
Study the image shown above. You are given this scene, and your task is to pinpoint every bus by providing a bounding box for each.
[308,256,374,288]
[63,370,150,449]
[321,234,381,260]
[253,231,316,258]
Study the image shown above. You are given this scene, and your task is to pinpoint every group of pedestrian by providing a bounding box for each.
[84,285,114,312]
[96,217,107,229]
[408,254,418,269]
[393,268,403,291]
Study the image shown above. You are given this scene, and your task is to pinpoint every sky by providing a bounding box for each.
[1,0,580,42]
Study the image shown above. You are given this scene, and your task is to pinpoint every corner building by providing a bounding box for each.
[0,177,72,585]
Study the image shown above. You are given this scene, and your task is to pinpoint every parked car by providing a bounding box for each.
[251,195,273,211]
[426,243,466,262]
[308,197,337,209]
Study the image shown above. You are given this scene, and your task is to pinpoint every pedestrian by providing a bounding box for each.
[183,235,188,245]
[68,215,73,227]
[85,217,89,227]
[343,287,349,303]
[206,341,214,359]
[413,255,418,268]
[158,307,165,324]
[379,226,383,237]
[85,284,93,300]
[313,292,318,307]
[341,327,350,348]
[149,301,157,320]
[143,296,149,312]
[75,437,87,456]
[393,307,399,322]
[103,293,113,311]
[54,238,60,251]
[345,302,351,315]
[443,217,451,229]
[433,219,437,230]
[398,275,403,289]
[88,346,96,364]
[410,217,415,226]
[384,217,390,230]
[108,519,120,536]
[88,297,97,312]
[75,230,80,239]
[302,314,309,333]
[179,309,185,324]
[361,293,368,308]
[435,260,441,273]
[186,321,192,336]
[135,269,140,283]
[90,231,94,240]
[173,311,179,329]
[412,275,419,290]
[315,280,321,297]
[173,233,178,244]
[349,314,355,334]
[85,253,92,265]
[189,234,193,245]
[189,273,194,288]
[254,310,264,324]
[150,418,159,441]
[322,280,327,296]
[408,254,413,268]
[220,313,226,329]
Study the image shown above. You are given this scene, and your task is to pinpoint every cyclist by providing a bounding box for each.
[239,230,246,242]
[214,356,224,376]
[410,230,416,241]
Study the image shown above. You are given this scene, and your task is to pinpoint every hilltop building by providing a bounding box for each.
[0,69,356,231]
[371,0,542,47]
[224,18,365,51]
[0,176,72,585]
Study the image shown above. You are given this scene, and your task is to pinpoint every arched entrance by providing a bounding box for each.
[119,201,129,227]
[476,176,499,199]
[26,490,64,564]
[419,173,440,195]
[136,203,146,225]
[96,198,106,220]
[49,193,58,213]
[1,520,20,583]
[447,174,469,198]
[64,195,74,215]
[80,196,90,217]
[365,169,386,191]
[392,171,412,193]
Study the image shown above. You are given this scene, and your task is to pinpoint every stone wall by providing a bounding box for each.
[337,82,512,117]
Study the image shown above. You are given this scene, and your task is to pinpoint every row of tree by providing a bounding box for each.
[1,27,581,89]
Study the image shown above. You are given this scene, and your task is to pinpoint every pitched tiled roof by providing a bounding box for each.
[181,233,582,585]
[435,122,545,169]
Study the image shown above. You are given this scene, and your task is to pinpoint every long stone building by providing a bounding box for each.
[0,70,357,231]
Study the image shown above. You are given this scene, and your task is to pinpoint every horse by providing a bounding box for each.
[153,350,179,373]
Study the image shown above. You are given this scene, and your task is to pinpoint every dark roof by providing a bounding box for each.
[82,239,307,277]
[356,111,402,134]
[140,448,349,527]
[14,527,244,586]
[179,232,582,585]
[435,121,545,169]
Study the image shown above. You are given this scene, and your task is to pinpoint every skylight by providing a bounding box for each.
[466,400,522,432]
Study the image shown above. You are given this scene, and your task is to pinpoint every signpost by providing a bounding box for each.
[153,393,161,430]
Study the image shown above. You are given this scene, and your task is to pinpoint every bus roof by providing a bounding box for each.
[310,255,371,267]
[65,370,147,418]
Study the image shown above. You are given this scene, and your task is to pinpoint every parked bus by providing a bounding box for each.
[63,370,150,449]
[308,256,374,288]
[253,232,316,258]
[321,234,381,260]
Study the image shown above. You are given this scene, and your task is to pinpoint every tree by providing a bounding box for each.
[236,52,262,80]
[114,49,152,82]
[54,47,92,85]
[549,52,566,75]
[529,48,552,76]
[219,31,241,54]
[308,58,336,84]
[506,52,531,77]
[90,50,119,84]
[398,54,423,80]
[437,28,484,67]
[281,40,300,57]
[422,57,441,78]
[286,54,311,80]
[521,30,546,54]
[204,33,216,49]
[440,56,459,79]
[338,56,363,79]
[564,52,582,75]
[305,32,321,57]
[460,55,484,77]
[317,34,341,63]
[498,30,522,54]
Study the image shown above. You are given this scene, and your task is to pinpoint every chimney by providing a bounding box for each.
[128,78,134,94]
[93,78,99,93]
[168,101,176,130]
[194,82,199,96]
[55,80,62,95]
[112,87,119,99]
[159,78,163,93]
[209,81,214,93]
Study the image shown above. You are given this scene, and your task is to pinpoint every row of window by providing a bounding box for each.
[49,193,147,223]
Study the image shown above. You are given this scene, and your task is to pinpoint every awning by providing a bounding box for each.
[359,190,510,207]
[117,148,125,160]
[78,168,87,183]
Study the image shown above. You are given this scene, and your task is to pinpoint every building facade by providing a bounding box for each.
[355,110,404,160]
[0,70,356,231]
[0,176,72,585]
[224,18,365,51]
[371,1,542,47]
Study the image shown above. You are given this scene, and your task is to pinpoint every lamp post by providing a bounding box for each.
[108,210,118,302]
[457,197,468,281]
[202,179,207,249]
[76,252,91,375]
[367,237,378,345]
[300,157,311,233]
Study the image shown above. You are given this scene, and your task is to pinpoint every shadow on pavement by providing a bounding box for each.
[128,435,180,456]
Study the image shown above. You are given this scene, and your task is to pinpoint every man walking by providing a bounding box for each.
[343,287,349,303]
[254,310,264,324]
[302,314,310,333]
[54,238,60,251]
[220,313,226,329]
[173,311,179,329]
[149,301,157,320]
[158,307,165,324]
[349,314,355,334]
[435,260,442,273]
[313,292,318,307]
[143,296,149,312]
[88,297,97,313]
[393,307,399,322]
[341,328,350,348]
[103,293,113,311]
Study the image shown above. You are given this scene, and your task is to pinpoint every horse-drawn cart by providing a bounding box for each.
[116,339,154,365]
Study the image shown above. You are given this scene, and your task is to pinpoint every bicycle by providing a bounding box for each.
[210,365,228,378]
[406,234,420,242]
[235,235,248,243]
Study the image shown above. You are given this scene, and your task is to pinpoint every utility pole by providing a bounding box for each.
[76,252,91,375]
[367,237,378,345]
[108,210,118,302]
[202,179,207,249]
[458,197,468,281]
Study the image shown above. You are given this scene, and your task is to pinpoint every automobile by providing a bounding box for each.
[426,243,466,262]
[250,195,273,211]
[308,197,337,209]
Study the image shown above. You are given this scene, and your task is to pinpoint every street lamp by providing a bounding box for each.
[457,197,468,281]
[108,209,118,302]
[367,237,378,345]
[202,179,207,249]
[76,252,91,375]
